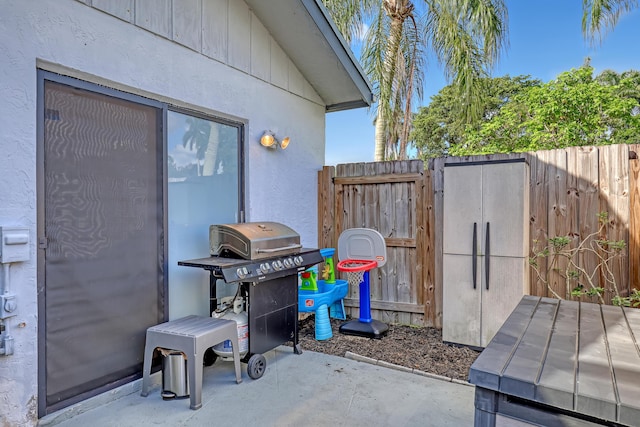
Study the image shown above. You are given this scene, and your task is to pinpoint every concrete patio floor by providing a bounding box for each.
[39,346,476,427]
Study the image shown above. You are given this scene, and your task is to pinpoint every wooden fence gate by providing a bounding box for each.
[318,160,433,326]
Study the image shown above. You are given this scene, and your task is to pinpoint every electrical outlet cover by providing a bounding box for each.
[0,227,30,263]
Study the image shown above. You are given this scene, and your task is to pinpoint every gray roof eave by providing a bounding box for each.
[244,0,374,112]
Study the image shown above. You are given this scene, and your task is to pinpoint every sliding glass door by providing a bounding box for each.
[166,111,243,318]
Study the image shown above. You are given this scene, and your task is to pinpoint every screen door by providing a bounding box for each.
[39,77,165,414]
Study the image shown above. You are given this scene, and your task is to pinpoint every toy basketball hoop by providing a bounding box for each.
[336,228,389,339]
[337,259,377,289]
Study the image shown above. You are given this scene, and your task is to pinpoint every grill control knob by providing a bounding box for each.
[283,258,293,268]
[293,256,303,266]
[260,263,271,273]
[272,260,284,270]
[236,267,247,279]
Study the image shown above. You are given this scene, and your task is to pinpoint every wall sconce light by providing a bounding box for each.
[260,130,290,150]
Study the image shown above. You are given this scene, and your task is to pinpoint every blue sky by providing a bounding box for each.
[325,1,640,166]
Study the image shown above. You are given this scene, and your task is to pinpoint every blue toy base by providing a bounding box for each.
[329,299,346,320]
[314,304,333,340]
[298,279,348,341]
[339,319,388,339]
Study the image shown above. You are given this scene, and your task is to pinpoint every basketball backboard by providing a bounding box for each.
[337,228,386,267]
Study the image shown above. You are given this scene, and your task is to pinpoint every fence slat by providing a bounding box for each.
[422,167,435,326]
[547,149,571,299]
[629,145,640,290]
[431,157,445,328]
[530,152,549,297]
[599,145,630,303]
[573,147,600,303]
[318,166,334,251]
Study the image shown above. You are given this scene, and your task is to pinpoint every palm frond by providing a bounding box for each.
[582,0,638,45]
[426,0,506,122]
[322,0,378,43]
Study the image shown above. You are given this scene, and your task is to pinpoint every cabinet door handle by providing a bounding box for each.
[485,222,490,290]
[472,222,477,289]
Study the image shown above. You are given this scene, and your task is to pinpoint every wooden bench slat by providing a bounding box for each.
[611,306,640,425]
[535,299,579,411]
[576,303,617,421]
[500,297,559,400]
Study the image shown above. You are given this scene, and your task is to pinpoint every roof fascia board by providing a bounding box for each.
[301,0,374,111]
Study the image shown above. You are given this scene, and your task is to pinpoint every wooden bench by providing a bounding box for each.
[140,315,242,410]
[469,295,640,426]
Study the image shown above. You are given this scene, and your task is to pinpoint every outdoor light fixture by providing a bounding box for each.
[260,130,290,150]
[260,131,276,148]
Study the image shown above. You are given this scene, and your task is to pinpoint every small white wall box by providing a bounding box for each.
[0,227,30,263]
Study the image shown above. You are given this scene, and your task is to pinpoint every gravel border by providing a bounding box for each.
[344,351,474,387]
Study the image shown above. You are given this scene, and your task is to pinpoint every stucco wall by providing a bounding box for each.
[0,0,324,424]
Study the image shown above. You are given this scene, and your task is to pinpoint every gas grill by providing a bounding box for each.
[178,222,323,378]
[180,222,322,284]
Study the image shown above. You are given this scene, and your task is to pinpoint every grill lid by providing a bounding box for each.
[209,222,301,260]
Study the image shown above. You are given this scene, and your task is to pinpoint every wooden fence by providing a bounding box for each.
[318,144,640,328]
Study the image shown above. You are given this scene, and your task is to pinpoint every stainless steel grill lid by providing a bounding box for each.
[209,222,302,260]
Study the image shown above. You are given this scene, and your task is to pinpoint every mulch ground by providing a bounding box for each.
[294,314,480,381]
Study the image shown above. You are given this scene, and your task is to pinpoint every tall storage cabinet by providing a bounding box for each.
[442,160,530,348]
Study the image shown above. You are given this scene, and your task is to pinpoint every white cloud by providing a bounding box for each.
[170,141,198,168]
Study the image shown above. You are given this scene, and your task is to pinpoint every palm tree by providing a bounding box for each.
[182,117,220,176]
[323,0,508,161]
[182,117,208,176]
[582,0,638,44]
[201,126,220,177]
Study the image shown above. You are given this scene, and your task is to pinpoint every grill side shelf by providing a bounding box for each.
[177,258,225,277]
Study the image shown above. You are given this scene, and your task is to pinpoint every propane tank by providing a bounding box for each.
[212,296,248,360]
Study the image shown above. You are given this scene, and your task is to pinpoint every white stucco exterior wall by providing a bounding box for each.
[0,0,325,424]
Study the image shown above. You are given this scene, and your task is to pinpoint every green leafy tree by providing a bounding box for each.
[322,0,508,161]
[411,75,541,158]
[453,65,640,155]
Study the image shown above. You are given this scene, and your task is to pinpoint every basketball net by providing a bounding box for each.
[346,269,366,288]
[337,259,377,289]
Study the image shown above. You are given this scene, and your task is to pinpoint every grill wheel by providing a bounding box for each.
[247,354,266,379]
